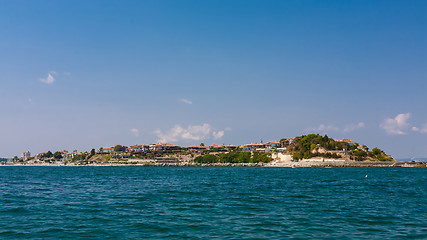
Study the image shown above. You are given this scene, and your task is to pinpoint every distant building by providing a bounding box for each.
[22,151,31,160]
[357,145,368,151]
[129,144,149,152]
[225,145,238,150]
[102,147,114,153]
[281,137,296,146]
[60,150,73,159]
[209,144,225,149]
[266,141,280,148]
[336,139,356,145]
[150,143,180,152]
[243,143,266,152]
[185,145,208,152]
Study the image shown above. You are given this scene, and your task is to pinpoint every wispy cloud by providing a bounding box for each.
[131,128,140,137]
[306,122,365,134]
[412,123,427,134]
[39,71,57,84]
[155,123,225,142]
[306,124,340,133]
[213,130,225,140]
[380,113,411,135]
[343,122,365,132]
[180,98,193,105]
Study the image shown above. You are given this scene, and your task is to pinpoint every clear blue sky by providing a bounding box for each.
[0,0,426,158]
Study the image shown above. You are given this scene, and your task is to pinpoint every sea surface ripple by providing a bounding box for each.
[0,167,426,239]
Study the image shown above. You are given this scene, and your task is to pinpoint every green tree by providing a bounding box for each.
[252,152,273,163]
[194,154,218,163]
[310,144,317,151]
[218,151,251,163]
[200,143,205,146]
[237,152,251,163]
[372,147,381,156]
[376,155,392,161]
[322,134,330,143]
[114,145,125,152]
[44,151,53,158]
[53,151,62,159]
[352,149,367,161]
[303,152,312,159]
[292,152,303,161]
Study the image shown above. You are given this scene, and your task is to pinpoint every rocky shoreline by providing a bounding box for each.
[1,161,426,167]
[268,160,426,168]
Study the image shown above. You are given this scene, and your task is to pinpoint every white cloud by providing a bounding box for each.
[307,124,339,133]
[306,121,368,134]
[317,124,339,132]
[131,128,140,137]
[412,124,427,134]
[213,130,224,140]
[180,98,193,105]
[343,122,365,132]
[380,113,411,135]
[39,71,57,84]
[155,123,226,143]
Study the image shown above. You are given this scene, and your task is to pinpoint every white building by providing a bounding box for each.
[22,151,31,160]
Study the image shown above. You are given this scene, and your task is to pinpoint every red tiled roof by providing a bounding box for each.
[165,144,178,147]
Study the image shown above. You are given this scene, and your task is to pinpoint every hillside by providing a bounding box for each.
[284,134,395,161]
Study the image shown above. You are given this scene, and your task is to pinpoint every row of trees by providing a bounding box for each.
[39,151,62,160]
[38,149,97,162]
[194,151,272,164]
[351,147,393,161]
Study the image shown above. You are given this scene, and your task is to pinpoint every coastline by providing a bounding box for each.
[1,161,426,167]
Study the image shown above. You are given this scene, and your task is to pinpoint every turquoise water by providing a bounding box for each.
[0,167,426,239]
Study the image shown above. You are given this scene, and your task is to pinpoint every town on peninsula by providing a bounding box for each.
[3,134,426,167]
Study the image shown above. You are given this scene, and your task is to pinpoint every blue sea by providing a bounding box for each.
[0,167,425,239]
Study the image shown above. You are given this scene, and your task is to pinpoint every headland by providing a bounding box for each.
[4,134,426,167]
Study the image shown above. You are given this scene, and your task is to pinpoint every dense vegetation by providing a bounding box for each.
[114,145,127,152]
[351,147,393,161]
[40,151,53,159]
[194,151,272,163]
[287,134,393,161]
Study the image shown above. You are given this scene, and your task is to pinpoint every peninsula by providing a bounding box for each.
[4,134,426,167]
